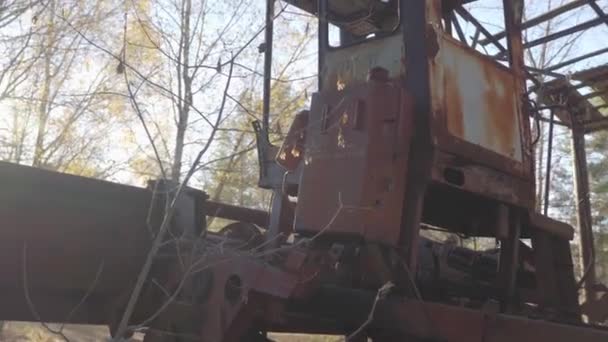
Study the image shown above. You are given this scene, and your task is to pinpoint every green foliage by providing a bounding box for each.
[544,126,577,226]
[124,0,163,69]
[596,181,608,194]
[588,131,608,227]
[547,128,608,284]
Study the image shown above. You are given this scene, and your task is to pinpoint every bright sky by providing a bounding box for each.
[1,0,607,187]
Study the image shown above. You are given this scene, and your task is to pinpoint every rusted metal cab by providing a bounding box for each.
[289,0,533,241]
[274,0,579,316]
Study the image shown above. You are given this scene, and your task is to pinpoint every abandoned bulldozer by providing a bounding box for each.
[2,0,608,341]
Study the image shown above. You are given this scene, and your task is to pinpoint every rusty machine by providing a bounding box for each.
[2,0,608,341]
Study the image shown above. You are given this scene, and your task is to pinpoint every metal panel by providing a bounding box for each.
[432,35,523,162]
[295,81,413,246]
[321,34,404,91]
[0,162,158,323]
[0,162,152,289]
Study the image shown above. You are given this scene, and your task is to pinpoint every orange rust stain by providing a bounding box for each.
[444,67,464,138]
[480,61,517,158]
[276,110,309,171]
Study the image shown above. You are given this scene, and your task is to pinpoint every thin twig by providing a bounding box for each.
[22,243,105,342]
[60,261,105,332]
[112,59,236,340]
[122,12,168,181]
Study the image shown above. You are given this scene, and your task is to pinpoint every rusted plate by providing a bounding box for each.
[430,151,534,208]
[267,284,607,341]
[378,297,608,342]
[431,33,523,163]
[424,19,534,208]
[295,80,414,246]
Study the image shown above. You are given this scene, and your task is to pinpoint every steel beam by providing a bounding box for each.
[584,117,608,136]
[450,12,467,44]
[480,0,589,45]
[204,201,269,228]
[289,286,608,341]
[571,123,597,302]
[456,7,508,54]
[538,115,569,127]
[545,47,608,72]
[522,16,605,50]
[262,0,275,133]
[526,65,565,78]
[585,90,607,99]
[587,0,608,30]
[544,111,556,215]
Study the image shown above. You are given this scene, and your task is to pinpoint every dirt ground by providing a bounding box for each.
[0,322,140,342]
[0,323,343,341]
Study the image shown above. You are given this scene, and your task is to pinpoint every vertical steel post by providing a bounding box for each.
[499,0,526,312]
[262,0,275,133]
[571,122,597,301]
[502,0,534,182]
[443,10,452,35]
[398,0,435,270]
[498,208,522,312]
[543,111,555,216]
[318,0,329,90]
[266,190,284,249]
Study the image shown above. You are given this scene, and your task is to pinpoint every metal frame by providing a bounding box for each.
[0,1,607,340]
[278,0,608,320]
[467,0,608,315]
[274,0,607,324]
[281,0,586,304]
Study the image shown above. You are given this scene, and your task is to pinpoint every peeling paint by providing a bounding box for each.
[322,34,404,91]
[431,33,523,162]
